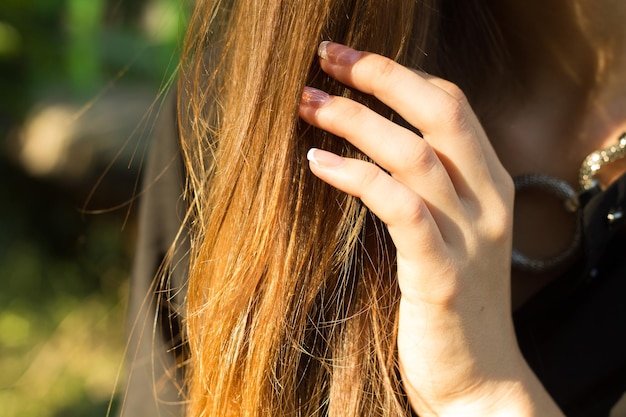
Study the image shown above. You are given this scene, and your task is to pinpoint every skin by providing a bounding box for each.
[298,1,626,414]
[300,42,562,417]
[489,0,626,302]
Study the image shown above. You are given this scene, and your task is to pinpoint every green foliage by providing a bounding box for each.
[0,1,185,416]
[0,0,182,122]
[0,160,133,417]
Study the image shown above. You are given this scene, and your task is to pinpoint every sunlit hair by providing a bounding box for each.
[176,0,507,415]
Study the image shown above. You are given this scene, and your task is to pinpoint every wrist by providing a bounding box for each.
[397,299,564,417]
[404,358,565,417]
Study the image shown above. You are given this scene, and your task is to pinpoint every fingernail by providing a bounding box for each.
[318,41,361,65]
[307,148,344,168]
[301,86,331,108]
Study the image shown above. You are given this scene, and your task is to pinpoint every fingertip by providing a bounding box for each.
[306,148,344,168]
[301,87,331,108]
[306,148,319,166]
[318,41,330,60]
[316,41,361,66]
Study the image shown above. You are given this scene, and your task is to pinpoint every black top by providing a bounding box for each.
[514,178,626,417]
[118,96,626,416]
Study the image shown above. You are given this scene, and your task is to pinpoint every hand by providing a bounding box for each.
[299,42,563,416]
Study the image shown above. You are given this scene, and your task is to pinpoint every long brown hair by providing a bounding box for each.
[177,1,507,415]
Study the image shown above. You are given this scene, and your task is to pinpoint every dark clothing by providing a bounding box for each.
[120,95,626,416]
[514,177,626,417]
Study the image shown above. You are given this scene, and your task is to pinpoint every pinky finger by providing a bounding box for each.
[306,148,445,257]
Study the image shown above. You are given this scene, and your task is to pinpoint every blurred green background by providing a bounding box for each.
[0,1,182,416]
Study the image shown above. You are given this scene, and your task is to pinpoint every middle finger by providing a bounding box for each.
[317,41,498,190]
[300,87,462,217]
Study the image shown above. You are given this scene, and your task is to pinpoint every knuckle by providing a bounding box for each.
[442,81,468,103]
[357,163,385,190]
[321,100,366,134]
[331,101,364,126]
[396,138,439,175]
[432,83,471,129]
[440,97,468,127]
[400,194,430,227]
[375,56,398,79]
[369,57,399,92]
[481,194,513,243]
[500,170,515,201]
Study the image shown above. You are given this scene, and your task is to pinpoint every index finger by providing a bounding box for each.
[318,42,454,136]
[317,41,505,193]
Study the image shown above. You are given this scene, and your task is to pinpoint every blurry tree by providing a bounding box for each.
[0,1,184,416]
